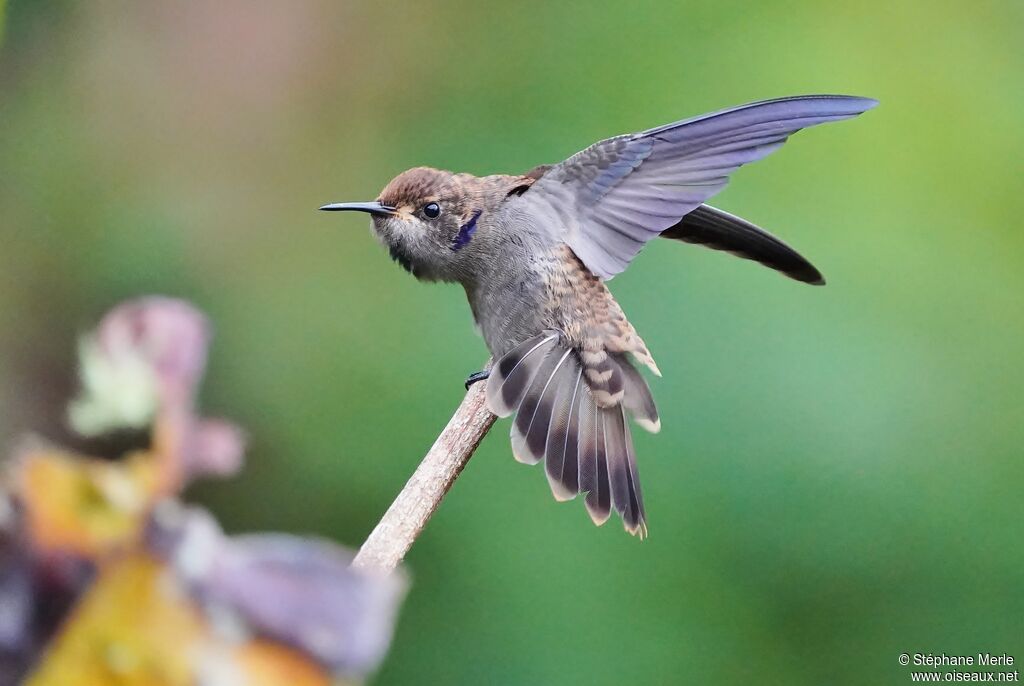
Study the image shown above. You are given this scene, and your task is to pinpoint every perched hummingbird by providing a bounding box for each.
[321,95,877,537]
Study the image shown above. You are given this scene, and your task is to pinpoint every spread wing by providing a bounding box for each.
[528,95,877,279]
[663,204,825,285]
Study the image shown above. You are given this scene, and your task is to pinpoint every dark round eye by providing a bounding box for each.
[422,202,441,219]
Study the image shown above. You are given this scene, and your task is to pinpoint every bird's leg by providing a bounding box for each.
[464,370,490,390]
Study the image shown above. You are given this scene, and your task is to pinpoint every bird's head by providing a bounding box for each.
[320,167,493,282]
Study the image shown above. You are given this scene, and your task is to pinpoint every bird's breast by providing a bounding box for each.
[461,220,557,357]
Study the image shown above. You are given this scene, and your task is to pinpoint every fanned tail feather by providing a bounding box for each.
[616,353,661,433]
[623,418,648,539]
[486,332,654,537]
[583,401,611,525]
[486,332,559,417]
[544,367,583,501]
[511,348,575,464]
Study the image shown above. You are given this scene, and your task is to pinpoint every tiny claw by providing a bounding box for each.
[464,370,490,390]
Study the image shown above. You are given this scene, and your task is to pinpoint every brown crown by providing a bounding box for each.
[378,166,538,214]
[378,167,458,209]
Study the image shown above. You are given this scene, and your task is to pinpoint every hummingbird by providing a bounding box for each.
[321,95,877,538]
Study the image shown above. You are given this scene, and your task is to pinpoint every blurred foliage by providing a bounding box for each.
[3,298,404,684]
[26,555,207,686]
[0,1,1022,685]
[16,448,158,558]
[26,554,335,686]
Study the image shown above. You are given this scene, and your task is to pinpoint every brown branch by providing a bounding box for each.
[351,372,496,573]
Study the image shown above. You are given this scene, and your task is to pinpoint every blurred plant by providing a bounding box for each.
[1,297,407,685]
[148,503,407,678]
[67,297,243,490]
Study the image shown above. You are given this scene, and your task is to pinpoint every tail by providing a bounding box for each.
[486,331,659,538]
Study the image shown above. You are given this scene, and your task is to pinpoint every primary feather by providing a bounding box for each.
[529,95,878,279]
[662,204,825,285]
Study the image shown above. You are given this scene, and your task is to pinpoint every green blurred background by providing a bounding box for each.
[1,1,1021,684]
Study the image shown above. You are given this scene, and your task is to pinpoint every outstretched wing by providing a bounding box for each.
[528,95,877,280]
[662,204,825,285]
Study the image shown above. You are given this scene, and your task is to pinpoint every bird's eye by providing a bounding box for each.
[422,202,441,219]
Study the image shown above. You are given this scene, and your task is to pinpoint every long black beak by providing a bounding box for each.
[318,201,396,216]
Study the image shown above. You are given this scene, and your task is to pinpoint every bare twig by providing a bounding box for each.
[351,374,496,573]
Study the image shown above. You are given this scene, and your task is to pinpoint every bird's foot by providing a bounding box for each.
[464,370,490,390]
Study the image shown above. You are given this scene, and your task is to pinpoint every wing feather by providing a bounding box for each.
[662,204,825,284]
[529,95,877,279]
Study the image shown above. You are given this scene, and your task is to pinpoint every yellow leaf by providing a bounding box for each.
[17,449,160,559]
[26,554,207,686]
